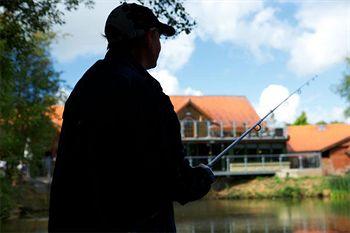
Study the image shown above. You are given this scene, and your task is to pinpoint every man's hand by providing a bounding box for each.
[196,163,215,184]
[173,162,216,205]
[191,163,216,199]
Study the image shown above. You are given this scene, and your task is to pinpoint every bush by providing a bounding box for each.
[328,174,350,192]
[327,174,350,198]
[277,185,302,198]
[274,176,282,184]
[0,177,15,220]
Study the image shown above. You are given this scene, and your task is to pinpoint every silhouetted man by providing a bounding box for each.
[49,3,214,232]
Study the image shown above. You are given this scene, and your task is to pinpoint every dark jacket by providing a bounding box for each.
[48,50,212,232]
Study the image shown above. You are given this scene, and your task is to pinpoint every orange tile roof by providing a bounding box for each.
[287,124,350,152]
[51,96,260,130]
[169,96,260,127]
[51,105,64,128]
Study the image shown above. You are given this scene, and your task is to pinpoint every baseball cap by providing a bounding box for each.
[105,3,176,43]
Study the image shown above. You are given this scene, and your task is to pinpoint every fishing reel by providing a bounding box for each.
[254,124,262,131]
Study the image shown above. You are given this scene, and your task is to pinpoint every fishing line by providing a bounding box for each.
[207,75,319,167]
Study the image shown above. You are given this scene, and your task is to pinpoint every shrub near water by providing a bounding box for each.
[219,176,325,199]
[277,185,303,198]
[0,177,15,220]
[328,174,350,198]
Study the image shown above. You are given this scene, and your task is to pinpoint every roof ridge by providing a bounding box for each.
[170,95,247,97]
[288,123,350,127]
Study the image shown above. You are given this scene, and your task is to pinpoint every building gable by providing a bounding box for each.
[177,100,212,121]
[169,96,260,130]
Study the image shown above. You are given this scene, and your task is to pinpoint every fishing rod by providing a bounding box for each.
[207,75,318,167]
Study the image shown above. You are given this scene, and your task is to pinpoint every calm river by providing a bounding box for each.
[2,199,350,232]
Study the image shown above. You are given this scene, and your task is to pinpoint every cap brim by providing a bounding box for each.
[157,22,176,37]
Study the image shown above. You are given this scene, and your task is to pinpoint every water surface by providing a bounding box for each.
[2,199,350,232]
[175,199,350,232]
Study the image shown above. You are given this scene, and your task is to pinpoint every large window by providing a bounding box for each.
[183,119,195,138]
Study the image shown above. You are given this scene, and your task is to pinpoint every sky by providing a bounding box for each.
[51,0,350,124]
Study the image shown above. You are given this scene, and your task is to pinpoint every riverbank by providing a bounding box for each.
[0,177,49,220]
[1,174,349,220]
[214,174,350,199]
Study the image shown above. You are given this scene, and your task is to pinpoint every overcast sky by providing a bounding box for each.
[52,0,350,124]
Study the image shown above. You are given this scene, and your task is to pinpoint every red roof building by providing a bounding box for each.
[168,96,287,160]
[169,96,260,130]
[287,124,350,175]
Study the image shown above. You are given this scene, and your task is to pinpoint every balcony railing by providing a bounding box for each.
[180,120,286,139]
[186,153,321,176]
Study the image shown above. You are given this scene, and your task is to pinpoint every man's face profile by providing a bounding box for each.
[145,28,161,69]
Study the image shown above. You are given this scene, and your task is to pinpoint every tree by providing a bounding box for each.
[337,57,350,117]
[330,120,344,124]
[135,0,195,35]
[0,0,92,182]
[0,32,61,179]
[0,0,94,52]
[293,111,309,125]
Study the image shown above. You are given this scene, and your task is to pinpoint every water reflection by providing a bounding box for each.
[2,199,350,232]
[174,199,350,233]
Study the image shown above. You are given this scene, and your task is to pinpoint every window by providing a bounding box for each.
[184,119,195,138]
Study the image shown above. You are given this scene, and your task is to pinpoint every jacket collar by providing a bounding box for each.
[104,49,146,74]
[104,49,162,91]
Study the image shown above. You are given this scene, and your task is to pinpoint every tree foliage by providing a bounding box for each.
[135,0,195,35]
[0,0,94,52]
[0,33,61,179]
[0,0,92,180]
[316,120,327,125]
[293,111,308,126]
[337,58,350,117]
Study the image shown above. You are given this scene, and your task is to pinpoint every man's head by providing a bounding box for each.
[104,3,175,69]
